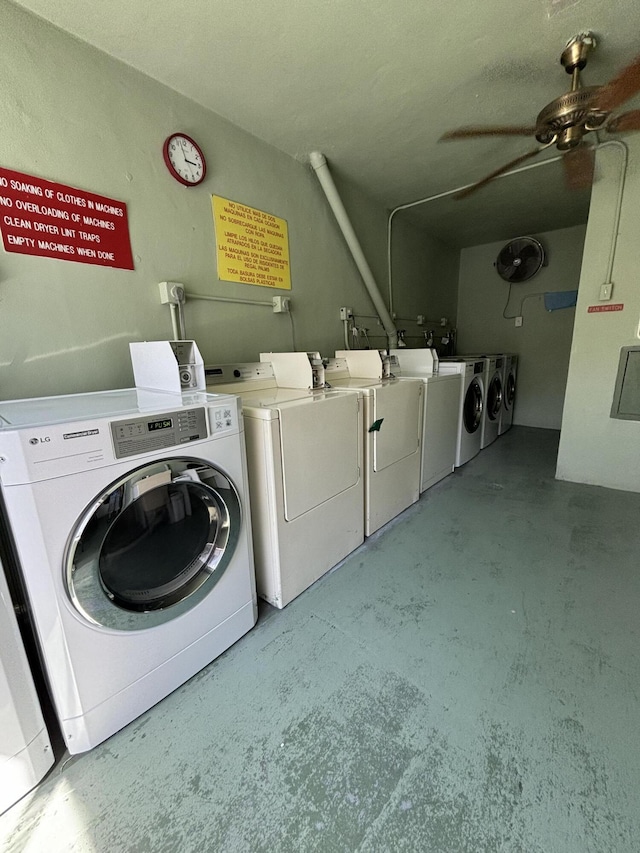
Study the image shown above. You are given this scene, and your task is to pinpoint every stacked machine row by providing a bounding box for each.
[0,343,517,804]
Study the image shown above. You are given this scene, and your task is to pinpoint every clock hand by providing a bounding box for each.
[179,139,196,180]
[184,158,198,167]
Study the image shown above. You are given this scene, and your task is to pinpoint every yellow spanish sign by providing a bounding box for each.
[212,195,291,289]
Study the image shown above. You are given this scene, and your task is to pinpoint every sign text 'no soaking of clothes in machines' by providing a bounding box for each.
[0,167,134,269]
[212,195,291,289]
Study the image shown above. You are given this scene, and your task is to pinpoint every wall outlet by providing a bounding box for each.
[416,314,425,325]
[515,316,523,327]
[339,306,353,321]
[599,282,613,301]
[273,296,291,313]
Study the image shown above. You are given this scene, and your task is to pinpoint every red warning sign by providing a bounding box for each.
[0,167,134,270]
[587,303,624,314]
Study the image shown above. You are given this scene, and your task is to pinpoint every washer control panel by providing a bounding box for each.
[111,407,208,459]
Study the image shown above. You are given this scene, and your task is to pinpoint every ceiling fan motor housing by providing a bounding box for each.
[535,87,607,147]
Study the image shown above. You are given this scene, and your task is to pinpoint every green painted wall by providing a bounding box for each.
[456,225,586,430]
[389,216,459,349]
[0,3,433,401]
[557,141,640,492]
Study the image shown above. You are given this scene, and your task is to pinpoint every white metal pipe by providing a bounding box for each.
[342,318,351,350]
[187,292,273,307]
[169,302,186,340]
[386,139,627,315]
[387,152,565,316]
[598,140,628,286]
[310,151,398,348]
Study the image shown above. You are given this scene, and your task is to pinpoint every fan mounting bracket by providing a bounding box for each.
[561,32,597,74]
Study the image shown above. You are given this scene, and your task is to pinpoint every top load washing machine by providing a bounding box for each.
[0,553,54,812]
[326,350,422,535]
[499,354,517,434]
[438,358,485,466]
[0,388,257,754]
[388,348,462,492]
[205,354,364,608]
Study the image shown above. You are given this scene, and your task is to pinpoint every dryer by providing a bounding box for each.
[388,348,462,492]
[327,350,422,535]
[500,354,518,434]
[0,554,54,812]
[0,389,257,754]
[205,355,364,608]
[438,359,485,466]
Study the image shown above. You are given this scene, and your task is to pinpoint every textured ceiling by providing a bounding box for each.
[13,0,640,246]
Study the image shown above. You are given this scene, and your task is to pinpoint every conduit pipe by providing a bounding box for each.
[386,139,627,316]
[310,151,398,348]
[187,292,274,308]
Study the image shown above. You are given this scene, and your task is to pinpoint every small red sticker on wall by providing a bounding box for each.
[0,167,134,269]
[587,303,624,314]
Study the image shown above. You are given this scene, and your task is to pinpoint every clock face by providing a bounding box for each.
[163,133,207,186]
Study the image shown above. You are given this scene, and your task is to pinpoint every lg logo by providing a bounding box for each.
[29,436,51,445]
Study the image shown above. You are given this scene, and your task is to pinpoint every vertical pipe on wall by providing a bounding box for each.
[170,301,186,341]
[309,151,398,348]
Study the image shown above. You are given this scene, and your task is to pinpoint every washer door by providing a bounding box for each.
[505,372,516,410]
[487,374,503,421]
[66,458,241,631]
[463,379,483,434]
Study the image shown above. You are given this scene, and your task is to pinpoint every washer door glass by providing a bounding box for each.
[506,373,516,408]
[487,375,503,421]
[66,458,242,631]
[463,379,483,434]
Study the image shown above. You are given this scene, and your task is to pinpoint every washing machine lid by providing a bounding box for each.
[0,388,229,429]
[396,371,458,384]
[371,380,421,471]
[231,386,311,418]
[328,377,379,390]
[278,391,361,521]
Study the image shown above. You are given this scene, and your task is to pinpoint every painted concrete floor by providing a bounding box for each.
[2,426,639,853]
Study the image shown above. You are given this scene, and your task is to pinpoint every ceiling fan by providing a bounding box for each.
[441,33,640,199]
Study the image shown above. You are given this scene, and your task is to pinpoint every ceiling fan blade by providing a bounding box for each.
[440,125,537,140]
[562,146,595,191]
[454,147,543,200]
[606,109,640,133]
[595,53,640,112]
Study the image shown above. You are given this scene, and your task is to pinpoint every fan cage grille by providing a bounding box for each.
[496,237,545,283]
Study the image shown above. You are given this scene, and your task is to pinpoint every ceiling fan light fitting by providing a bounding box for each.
[556,125,584,150]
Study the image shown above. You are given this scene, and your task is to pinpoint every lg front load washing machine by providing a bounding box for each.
[476,356,503,449]
[499,354,517,434]
[0,388,257,754]
[438,359,484,466]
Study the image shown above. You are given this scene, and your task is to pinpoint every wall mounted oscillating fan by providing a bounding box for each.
[495,237,546,283]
